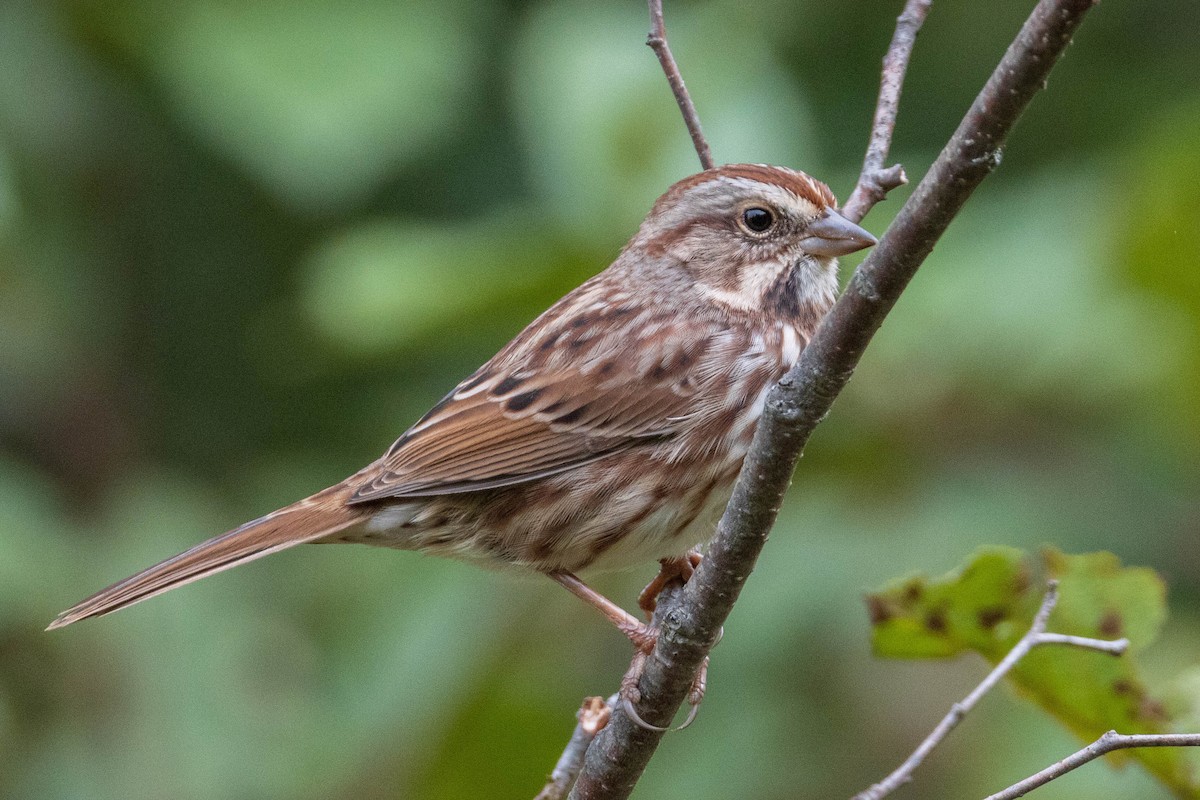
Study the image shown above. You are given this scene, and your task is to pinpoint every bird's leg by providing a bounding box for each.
[551,572,657,652]
[552,561,710,733]
[637,550,703,619]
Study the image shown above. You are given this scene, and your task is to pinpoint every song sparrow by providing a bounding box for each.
[48,164,875,640]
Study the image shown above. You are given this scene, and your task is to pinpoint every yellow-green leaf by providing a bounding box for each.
[867,548,1195,797]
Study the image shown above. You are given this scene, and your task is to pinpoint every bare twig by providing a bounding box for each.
[535,696,615,800]
[646,0,714,170]
[840,0,933,223]
[984,731,1200,800]
[852,581,1130,800]
[568,2,1099,798]
[1034,631,1129,654]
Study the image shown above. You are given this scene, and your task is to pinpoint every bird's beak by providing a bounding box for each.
[799,209,878,257]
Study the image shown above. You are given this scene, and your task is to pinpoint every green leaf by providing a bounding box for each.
[1117,100,1200,452]
[510,0,818,235]
[867,548,1196,797]
[867,546,1033,660]
[298,210,588,357]
[81,0,485,212]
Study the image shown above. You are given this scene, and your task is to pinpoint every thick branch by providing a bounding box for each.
[984,731,1200,800]
[646,0,714,170]
[853,581,1129,800]
[569,1,1098,798]
[841,0,932,223]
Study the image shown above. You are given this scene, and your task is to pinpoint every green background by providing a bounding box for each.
[2,0,1199,797]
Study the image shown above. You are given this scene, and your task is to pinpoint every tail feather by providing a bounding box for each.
[47,489,363,630]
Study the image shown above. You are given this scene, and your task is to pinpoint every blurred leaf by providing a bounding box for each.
[81,0,485,212]
[0,146,17,236]
[0,208,108,422]
[511,0,820,235]
[1118,99,1200,449]
[868,547,1033,660]
[299,210,585,356]
[1164,667,1200,738]
[849,172,1186,424]
[0,461,75,617]
[1040,550,1168,651]
[869,548,1196,796]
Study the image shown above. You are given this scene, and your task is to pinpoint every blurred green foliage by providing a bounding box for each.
[870,548,1192,795]
[1,0,1198,798]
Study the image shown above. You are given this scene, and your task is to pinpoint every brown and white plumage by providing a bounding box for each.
[48,164,875,630]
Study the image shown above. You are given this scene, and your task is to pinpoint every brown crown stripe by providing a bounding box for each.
[664,163,836,209]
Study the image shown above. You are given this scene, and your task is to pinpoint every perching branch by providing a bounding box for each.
[984,731,1200,800]
[852,581,1130,800]
[541,576,688,799]
[568,1,1100,798]
[646,0,714,170]
[840,0,932,224]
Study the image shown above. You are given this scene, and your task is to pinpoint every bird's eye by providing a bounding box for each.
[741,207,774,233]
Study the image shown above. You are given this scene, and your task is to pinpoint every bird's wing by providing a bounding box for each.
[348,304,725,502]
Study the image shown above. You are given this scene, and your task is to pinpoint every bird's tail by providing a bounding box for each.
[47,485,364,630]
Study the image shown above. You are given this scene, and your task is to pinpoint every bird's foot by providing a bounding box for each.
[638,551,703,619]
[620,649,708,732]
[549,568,710,732]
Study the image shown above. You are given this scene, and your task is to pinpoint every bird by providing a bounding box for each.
[48,164,876,653]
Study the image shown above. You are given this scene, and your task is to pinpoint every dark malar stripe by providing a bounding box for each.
[763,265,802,320]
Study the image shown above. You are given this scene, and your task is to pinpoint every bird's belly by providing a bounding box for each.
[581,476,737,573]
[344,448,744,576]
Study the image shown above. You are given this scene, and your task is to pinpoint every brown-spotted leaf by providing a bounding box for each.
[867,547,1196,798]
[866,546,1033,660]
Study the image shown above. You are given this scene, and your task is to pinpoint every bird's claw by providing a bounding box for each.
[619,651,708,733]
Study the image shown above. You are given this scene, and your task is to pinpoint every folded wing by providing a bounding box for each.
[349,306,722,502]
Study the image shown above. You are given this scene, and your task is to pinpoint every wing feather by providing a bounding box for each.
[348,297,725,503]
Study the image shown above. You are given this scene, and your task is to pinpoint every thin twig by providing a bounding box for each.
[534,696,615,800]
[841,0,932,224]
[852,581,1129,800]
[984,731,1200,800]
[1035,632,1129,654]
[646,0,714,170]
[568,2,1099,798]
